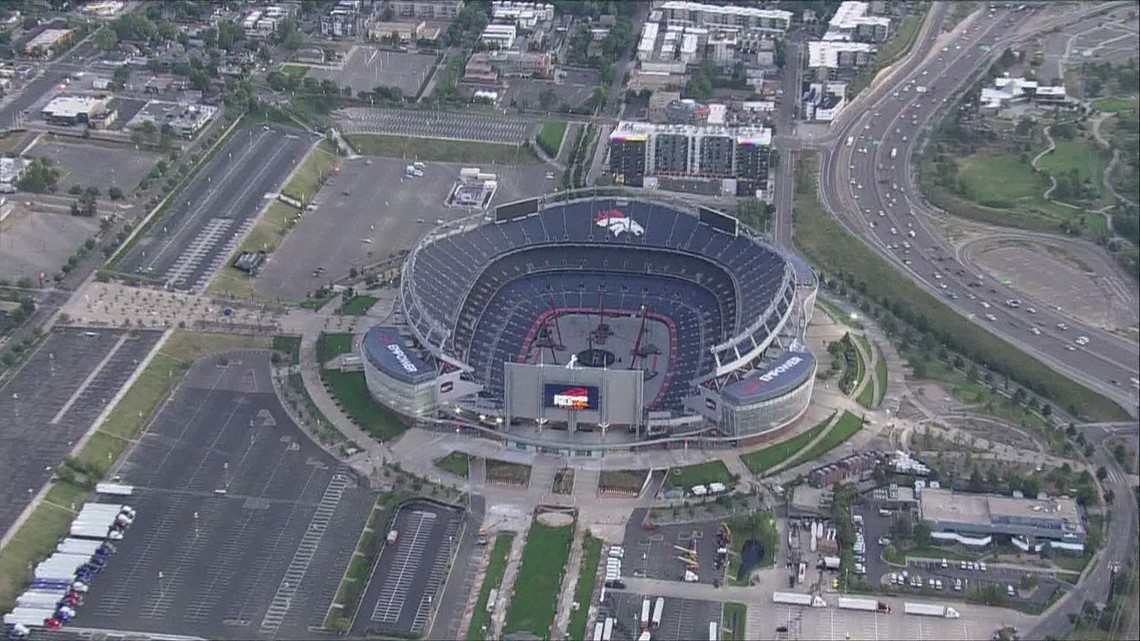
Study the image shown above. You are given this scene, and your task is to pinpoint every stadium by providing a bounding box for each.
[362,191,818,453]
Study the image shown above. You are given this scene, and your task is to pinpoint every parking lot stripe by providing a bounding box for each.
[49,334,128,424]
[371,511,437,624]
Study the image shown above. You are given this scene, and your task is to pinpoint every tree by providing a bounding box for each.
[1096,466,1108,481]
[16,157,61,194]
[108,186,124,201]
[538,87,557,110]
[95,25,118,50]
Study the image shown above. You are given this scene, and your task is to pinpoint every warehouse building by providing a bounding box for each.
[919,488,1086,550]
[41,95,116,127]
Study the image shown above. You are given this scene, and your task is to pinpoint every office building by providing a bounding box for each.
[920,488,1086,549]
[608,120,772,193]
[828,1,890,42]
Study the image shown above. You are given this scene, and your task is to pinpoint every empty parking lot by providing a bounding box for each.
[336,107,533,144]
[77,351,374,639]
[115,124,312,291]
[307,47,437,97]
[255,157,555,299]
[0,327,162,538]
[353,500,464,637]
[32,139,161,193]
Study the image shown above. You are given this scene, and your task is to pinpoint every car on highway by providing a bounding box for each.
[1056,322,1068,331]
[985,314,997,322]
[1031,327,1041,335]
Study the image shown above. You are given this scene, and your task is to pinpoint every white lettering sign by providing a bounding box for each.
[757,355,803,383]
[387,344,419,374]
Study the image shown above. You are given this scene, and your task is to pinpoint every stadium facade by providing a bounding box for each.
[361,192,818,453]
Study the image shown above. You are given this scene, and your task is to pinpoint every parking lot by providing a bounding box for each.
[352,500,465,637]
[308,46,437,97]
[78,351,374,639]
[621,517,727,585]
[605,592,722,641]
[32,139,161,193]
[0,207,100,280]
[0,328,162,538]
[500,68,600,112]
[115,124,312,291]
[336,107,534,144]
[255,157,555,299]
[895,557,1060,609]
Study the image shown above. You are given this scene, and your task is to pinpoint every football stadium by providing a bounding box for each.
[363,191,819,453]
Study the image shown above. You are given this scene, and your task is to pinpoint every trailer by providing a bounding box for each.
[651,597,664,628]
[708,482,727,494]
[838,597,891,613]
[3,607,56,626]
[593,621,605,641]
[56,539,104,556]
[822,556,841,570]
[709,621,718,640]
[16,591,67,608]
[69,522,117,540]
[773,592,826,608]
[602,616,615,641]
[904,602,960,618]
[640,598,651,629]
[95,483,134,496]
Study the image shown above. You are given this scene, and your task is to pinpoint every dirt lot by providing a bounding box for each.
[0,207,99,280]
[30,138,161,193]
[307,46,437,97]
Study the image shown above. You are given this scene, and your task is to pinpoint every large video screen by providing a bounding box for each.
[543,384,599,410]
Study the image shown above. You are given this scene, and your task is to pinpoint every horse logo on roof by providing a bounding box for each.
[594,208,644,237]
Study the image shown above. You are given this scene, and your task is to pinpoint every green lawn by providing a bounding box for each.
[503,521,575,637]
[321,369,407,441]
[740,411,836,475]
[436,451,470,478]
[726,512,779,586]
[282,139,339,203]
[817,298,864,329]
[1037,141,1109,200]
[958,153,1049,207]
[666,460,733,490]
[1092,96,1139,113]
[847,334,868,399]
[317,332,353,365]
[338,295,378,316]
[722,603,747,641]
[795,411,864,464]
[282,64,309,80]
[207,200,301,299]
[794,153,1126,421]
[466,533,515,640]
[0,491,79,612]
[565,534,603,641]
[273,335,302,364]
[855,335,876,408]
[345,133,541,164]
[536,120,567,157]
[874,343,888,405]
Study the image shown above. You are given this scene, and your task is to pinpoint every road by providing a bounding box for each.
[0,39,100,130]
[813,2,1139,415]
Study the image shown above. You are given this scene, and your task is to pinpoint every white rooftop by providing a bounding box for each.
[808,41,874,67]
[659,1,792,22]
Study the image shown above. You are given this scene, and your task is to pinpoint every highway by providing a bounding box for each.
[814,2,1139,415]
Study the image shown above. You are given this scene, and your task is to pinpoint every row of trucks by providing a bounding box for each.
[771,593,959,619]
[605,546,624,587]
[3,502,135,639]
[689,482,727,497]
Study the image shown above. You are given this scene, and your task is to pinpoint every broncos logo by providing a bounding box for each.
[594,208,645,237]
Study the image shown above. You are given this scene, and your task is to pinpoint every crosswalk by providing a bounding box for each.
[371,511,436,625]
[258,472,350,634]
[161,217,250,291]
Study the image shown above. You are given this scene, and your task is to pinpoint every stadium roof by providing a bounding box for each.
[722,351,814,404]
[363,326,434,385]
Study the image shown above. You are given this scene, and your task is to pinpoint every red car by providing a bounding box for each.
[45,617,63,629]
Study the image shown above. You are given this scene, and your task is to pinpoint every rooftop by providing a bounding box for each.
[807,41,874,67]
[829,1,891,31]
[921,488,1082,527]
[659,1,792,21]
[41,95,107,118]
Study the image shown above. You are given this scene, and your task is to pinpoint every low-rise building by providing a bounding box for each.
[389,0,464,22]
[802,81,847,122]
[807,41,875,69]
[131,102,217,138]
[24,28,74,58]
[0,157,29,188]
[658,1,792,38]
[828,1,890,42]
[481,23,517,49]
[979,73,1068,113]
[370,20,429,42]
[41,95,114,127]
[919,488,1086,549]
[491,1,553,31]
[807,451,879,487]
[81,1,125,16]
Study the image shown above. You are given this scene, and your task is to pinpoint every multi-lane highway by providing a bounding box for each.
[816,2,1139,415]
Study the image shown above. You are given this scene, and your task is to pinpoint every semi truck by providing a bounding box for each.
[838,597,891,613]
[640,598,651,629]
[773,592,827,608]
[904,602,961,618]
[651,597,664,628]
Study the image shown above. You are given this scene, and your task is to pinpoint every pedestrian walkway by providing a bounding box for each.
[490,524,529,637]
[553,526,587,634]
[573,468,599,499]
[529,456,556,493]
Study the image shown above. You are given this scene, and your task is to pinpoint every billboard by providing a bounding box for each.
[543,384,600,411]
[495,197,539,222]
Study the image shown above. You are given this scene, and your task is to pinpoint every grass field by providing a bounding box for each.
[338,295,378,316]
[565,533,603,641]
[282,64,309,80]
[957,153,1048,208]
[795,153,1126,420]
[796,411,863,464]
[466,533,515,640]
[817,298,864,329]
[726,512,779,587]
[345,133,541,164]
[536,120,567,157]
[317,332,353,365]
[282,139,339,204]
[740,411,836,475]
[666,460,734,490]
[874,343,888,405]
[722,602,747,641]
[321,369,406,441]
[1092,96,1139,114]
[1036,141,1108,201]
[855,334,876,408]
[503,521,575,637]
[207,200,301,299]
[435,451,470,478]
[273,335,302,364]
[324,491,405,632]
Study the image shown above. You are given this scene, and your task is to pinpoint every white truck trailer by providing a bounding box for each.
[640,598,651,629]
[773,592,827,608]
[822,556,841,570]
[651,597,664,628]
[838,597,891,613]
[70,522,119,540]
[16,590,66,608]
[904,602,961,618]
[56,538,104,556]
[3,607,56,625]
